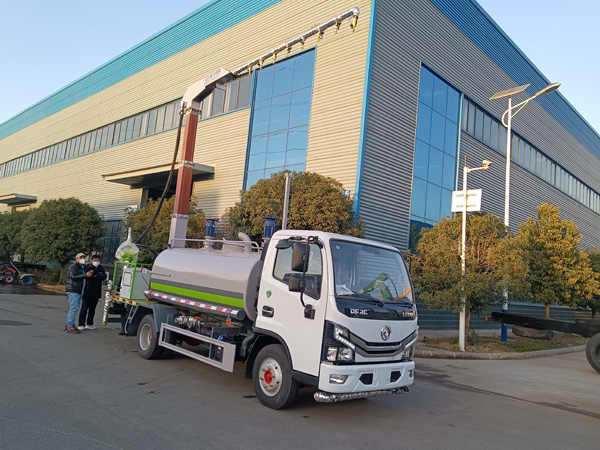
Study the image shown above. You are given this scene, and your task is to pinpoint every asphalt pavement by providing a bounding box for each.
[2,291,599,450]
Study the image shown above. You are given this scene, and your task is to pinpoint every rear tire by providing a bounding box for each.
[20,275,34,286]
[253,344,299,409]
[585,333,600,374]
[137,315,166,360]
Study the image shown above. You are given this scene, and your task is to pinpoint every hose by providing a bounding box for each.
[134,109,185,245]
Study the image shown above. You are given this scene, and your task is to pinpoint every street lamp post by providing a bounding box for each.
[490,82,560,342]
[459,160,492,352]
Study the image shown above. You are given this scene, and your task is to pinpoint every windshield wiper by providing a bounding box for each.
[336,294,385,307]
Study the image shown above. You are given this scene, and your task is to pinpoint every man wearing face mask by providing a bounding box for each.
[78,255,107,330]
[65,252,93,334]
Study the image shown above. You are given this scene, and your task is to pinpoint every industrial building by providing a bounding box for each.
[1,0,599,260]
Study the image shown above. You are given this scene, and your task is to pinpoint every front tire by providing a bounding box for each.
[252,344,299,409]
[585,333,600,374]
[137,315,166,360]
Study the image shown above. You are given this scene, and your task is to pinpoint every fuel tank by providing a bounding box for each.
[150,247,263,322]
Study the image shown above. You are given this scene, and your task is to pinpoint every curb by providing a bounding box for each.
[414,344,587,360]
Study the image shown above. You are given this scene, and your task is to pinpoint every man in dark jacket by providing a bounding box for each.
[65,252,93,334]
[78,254,107,330]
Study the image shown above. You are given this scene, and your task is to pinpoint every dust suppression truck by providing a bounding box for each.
[103,7,418,409]
[107,228,418,409]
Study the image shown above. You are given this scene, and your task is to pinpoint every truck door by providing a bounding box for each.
[255,240,326,377]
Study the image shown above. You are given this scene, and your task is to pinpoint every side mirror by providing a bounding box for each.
[291,243,309,273]
[288,274,304,292]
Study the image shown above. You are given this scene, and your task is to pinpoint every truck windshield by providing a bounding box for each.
[331,240,413,304]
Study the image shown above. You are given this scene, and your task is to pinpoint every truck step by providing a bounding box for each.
[159,323,237,372]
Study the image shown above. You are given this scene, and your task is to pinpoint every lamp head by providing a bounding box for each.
[482,160,492,169]
[534,82,560,98]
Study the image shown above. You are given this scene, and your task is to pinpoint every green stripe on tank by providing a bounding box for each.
[151,282,245,309]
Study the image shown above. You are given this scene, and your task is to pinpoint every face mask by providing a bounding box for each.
[79,258,86,264]
[92,261,100,267]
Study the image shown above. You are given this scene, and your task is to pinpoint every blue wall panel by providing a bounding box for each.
[428,0,600,158]
[0,0,284,141]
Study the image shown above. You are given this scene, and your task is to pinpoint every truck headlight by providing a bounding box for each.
[327,347,338,361]
[338,348,354,361]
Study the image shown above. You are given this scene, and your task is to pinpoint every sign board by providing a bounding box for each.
[451,189,482,212]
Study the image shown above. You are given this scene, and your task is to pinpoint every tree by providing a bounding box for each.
[121,197,206,263]
[514,203,599,317]
[412,213,526,336]
[579,247,600,318]
[20,198,104,279]
[0,210,32,261]
[227,171,364,242]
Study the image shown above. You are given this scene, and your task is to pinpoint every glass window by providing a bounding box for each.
[273,242,322,300]
[292,52,315,91]
[265,131,287,169]
[273,58,294,97]
[237,75,251,108]
[467,101,475,135]
[440,188,452,219]
[118,120,128,143]
[432,77,447,115]
[172,101,180,126]
[139,113,149,137]
[225,78,240,111]
[255,65,274,102]
[93,130,102,151]
[490,119,499,151]
[411,178,427,219]
[289,88,312,129]
[269,94,291,132]
[113,122,121,144]
[442,154,456,190]
[247,134,268,171]
[286,126,308,165]
[125,118,135,141]
[106,124,115,146]
[418,67,434,107]
[483,114,491,146]
[251,100,271,136]
[211,86,226,116]
[146,110,156,135]
[461,101,469,131]
[131,115,142,139]
[446,87,460,123]
[430,111,445,151]
[425,184,442,221]
[474,108,483,141]
[427,147,443,185]
[245,50,315,188]
[444,119,458,157]
[498,125,506,155]
[164,103,175,129]
[416,104,432,142]
[413,140,429,180]
[155,106,166,132]
[412,67,461,227]
[99,127,107,148]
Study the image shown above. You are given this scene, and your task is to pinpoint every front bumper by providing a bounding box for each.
[317,360,415,395]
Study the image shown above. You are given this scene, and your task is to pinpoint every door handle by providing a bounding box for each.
[262,306,274,317]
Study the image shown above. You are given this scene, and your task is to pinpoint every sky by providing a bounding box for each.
[476,0,600,134]
[0,0,598,134]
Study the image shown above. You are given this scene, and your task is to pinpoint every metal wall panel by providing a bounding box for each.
[0,0,285,141]
[0,0,371,222]
[459,134,600,249]
[429,0,600,157]
[362,0,600,248]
